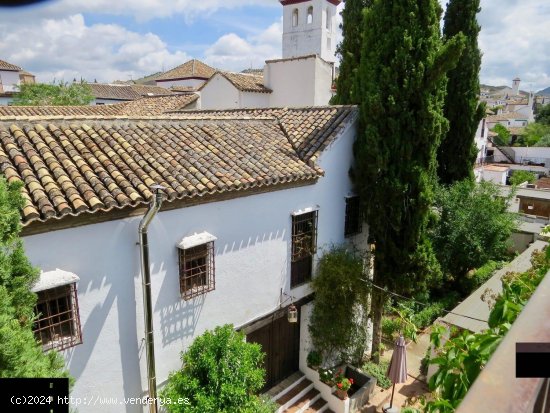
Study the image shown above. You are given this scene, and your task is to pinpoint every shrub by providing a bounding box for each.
[160,324,267,413]
[458,260,503,294]
[381,317,401,339]
[362,360,392,389]
[307,350,322,368]
[509,170,536,186]
[309,246,369,365]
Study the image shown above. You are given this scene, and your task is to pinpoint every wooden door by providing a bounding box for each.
[247,308,300,391]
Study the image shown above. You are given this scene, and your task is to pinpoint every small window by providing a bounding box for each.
[326,7,331,30]
[179,241,215,300]
[327,37,331,51]
[33,283,82,351]
[344,196,362,237]
[307,6,313,24]
[291,210,318,288]
[292,9,299,27]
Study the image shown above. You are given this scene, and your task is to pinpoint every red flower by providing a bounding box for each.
[337,383,343,389]
[349,378,354,384]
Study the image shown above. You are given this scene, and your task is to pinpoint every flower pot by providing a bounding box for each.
[336,388,348,400]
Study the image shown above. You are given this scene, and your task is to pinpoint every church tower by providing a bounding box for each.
[280,0,341,62]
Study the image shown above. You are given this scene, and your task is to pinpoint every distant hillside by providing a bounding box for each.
[537,86,550,96]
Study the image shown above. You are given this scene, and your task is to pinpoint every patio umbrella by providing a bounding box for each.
[385,335,408,412]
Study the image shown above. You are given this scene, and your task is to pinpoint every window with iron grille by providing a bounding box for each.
[291,211,318,288]
[33,283,82,351]
[179,241,215,300]
[344,196,363,237]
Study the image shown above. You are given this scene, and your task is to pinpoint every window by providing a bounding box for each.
[327,37,331,52]
[307,6,313,24]
[292,9,299,27]
[33,283,82,351]
[291,210,318,288]
[179,239,215,300]
[325,7,331,30]
[344,196,363,237]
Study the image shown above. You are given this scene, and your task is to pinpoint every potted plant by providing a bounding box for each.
[334,370,354,400]
[318,367,335,386]
[307,350,322,370]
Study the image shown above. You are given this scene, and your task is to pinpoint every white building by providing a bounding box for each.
[281,0,340,63]
[0,106,363,412]
[0,58,35,105]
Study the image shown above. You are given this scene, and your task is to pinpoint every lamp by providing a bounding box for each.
[287,304,298,323]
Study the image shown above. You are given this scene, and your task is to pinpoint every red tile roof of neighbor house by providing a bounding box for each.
[0,106,356,227]
[0,94,199,118]
[0,59,22,71]
[87,83,174,101]
[156,59,216,82]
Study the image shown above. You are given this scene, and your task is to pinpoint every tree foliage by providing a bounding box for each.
[491,124,510,146]
[353,0,464,361]
[160,324,271,413]
[0,178,69,379]
[535,103,550,125]
[426,247,550,411]
[13,81,94,106]
[509,170,536,186]
[437,0,485,184]
[520,123,550,146]
[330,0,372,105]
[308,247,369,365]
[431,180,517,289]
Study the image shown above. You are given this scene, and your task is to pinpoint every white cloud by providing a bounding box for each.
[204,21,282,71]
[0,14,189,83]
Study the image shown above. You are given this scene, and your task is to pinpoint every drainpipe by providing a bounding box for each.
[138,185,164,413]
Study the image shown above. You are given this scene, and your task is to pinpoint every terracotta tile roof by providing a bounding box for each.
[487,112,529,122]
[119,94,199,115]
[536,177,550,189]
[0,95,198,118]
[88,83,173,101]
[241,68,264,75]
[172,106,358,162]
[0,104,123,117]
[170,86,198,93]
[508,127,526,135]
[0,59,22,71]
[156,59,216,81]
[216,72,271,93]
[0,117,321,225]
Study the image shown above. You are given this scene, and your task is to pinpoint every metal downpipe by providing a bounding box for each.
[138,185,164,413]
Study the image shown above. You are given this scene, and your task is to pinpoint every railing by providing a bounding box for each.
[457,269,550,413]
[488,137,516,163]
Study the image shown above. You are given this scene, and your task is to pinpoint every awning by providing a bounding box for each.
[31,269,80,292]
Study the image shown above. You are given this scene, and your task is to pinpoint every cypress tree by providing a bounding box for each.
[0,178,69,378]
[330,0,372,105]
[354,0,464,362]
[437,0,485,184]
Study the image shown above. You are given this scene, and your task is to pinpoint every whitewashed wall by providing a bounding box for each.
[0,70,20,92]
[512,147,550,165]
[265,57,333,107]
[22,117,358,412]
[199,74,240,110]
[240,91,270,108]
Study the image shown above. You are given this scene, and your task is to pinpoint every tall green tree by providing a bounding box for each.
[331,0,372,105]
[437,0,485,184]
[0,178,69,378]
[13,81,94,106]
[354,0,464,362]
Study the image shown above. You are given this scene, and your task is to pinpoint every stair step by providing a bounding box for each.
[302,398,327,412]
[276,378,313,406]
[284,388,319,412]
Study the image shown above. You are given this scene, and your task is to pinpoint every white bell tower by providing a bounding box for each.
[280,0,341,62]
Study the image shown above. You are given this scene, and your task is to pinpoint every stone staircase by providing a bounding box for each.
[268,372,334,413]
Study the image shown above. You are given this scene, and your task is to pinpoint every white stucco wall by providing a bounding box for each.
[155,78,206,90]
[0,70,20,92]
[199,74,240,110]
[265,56,333,107]
[476,168,508,185]
[22,117,358,412]
[512,147,550,165]
[240,91,270,108]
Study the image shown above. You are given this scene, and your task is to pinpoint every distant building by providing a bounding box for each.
[0,58,35,105]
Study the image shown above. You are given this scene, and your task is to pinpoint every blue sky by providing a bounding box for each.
[0,0,549,91]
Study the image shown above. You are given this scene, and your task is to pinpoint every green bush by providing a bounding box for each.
[160,324,268,413]
[309,246,369,365]
[509,170,536,186]
[458,260,503,294]
[381,317,401,339]
[362,360,392,389]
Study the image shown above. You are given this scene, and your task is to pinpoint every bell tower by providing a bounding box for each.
[280,0,341,62]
